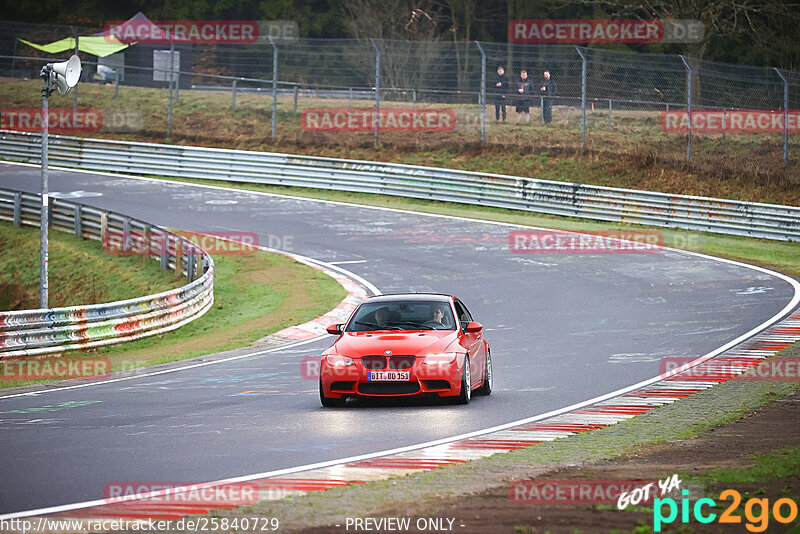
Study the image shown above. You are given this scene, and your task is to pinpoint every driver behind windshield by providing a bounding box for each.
[424,305,450,329]
[374,306,391,327]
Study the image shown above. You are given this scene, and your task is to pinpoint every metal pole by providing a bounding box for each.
[370,38,380,146]
[269,36,277,140]
[39,67,51,309]
[167,43,175,138]
[608,99,612,127]
[680,55,692,163]
[348,87,353,111]
[114,72,119,97]
[293,84,298,113]
[775,68,789,167]
[231,80,237,109]
[722,108,726,140]
[72,29,78,125]
[475,41,486,145]
[412,89,416,111]
[576,47,587,149]
[11,38,17,78]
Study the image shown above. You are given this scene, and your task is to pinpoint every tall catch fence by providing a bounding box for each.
[0,20,797,182]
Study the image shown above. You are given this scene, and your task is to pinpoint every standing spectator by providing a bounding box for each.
[540,70,557,125]
[515,69,534,124]
[491,65,510,122]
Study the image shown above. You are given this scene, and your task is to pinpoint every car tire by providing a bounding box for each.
[452,355,471,405]
[475,350,492,396]
[320,380,346,407]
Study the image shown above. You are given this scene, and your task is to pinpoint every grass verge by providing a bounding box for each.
[1,228,347,389]
[0,220,182,310]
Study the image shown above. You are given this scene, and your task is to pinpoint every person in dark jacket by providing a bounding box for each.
[515,69,534,124]
[540,70,557,125]
[491,65,510,122]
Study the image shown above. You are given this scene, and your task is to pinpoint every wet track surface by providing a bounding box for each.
[0,163,795,514]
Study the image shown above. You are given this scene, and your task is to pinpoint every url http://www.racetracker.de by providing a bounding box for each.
[0,516,281,533]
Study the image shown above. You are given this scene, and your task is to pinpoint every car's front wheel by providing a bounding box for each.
[452,355,471,405]
[320,380,346,407]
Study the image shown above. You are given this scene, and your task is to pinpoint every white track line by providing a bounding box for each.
[0,161,797,520]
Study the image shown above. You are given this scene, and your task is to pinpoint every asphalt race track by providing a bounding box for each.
[0,162,796,515]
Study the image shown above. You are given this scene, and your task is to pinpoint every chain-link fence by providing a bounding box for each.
[0,20,797,183]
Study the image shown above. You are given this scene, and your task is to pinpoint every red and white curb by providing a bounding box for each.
[20,309,799,526]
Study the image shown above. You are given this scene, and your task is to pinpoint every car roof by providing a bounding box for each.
[363,293,453,303]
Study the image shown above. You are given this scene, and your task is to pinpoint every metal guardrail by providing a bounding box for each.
[0,187,214,358]
[1,131,798,241]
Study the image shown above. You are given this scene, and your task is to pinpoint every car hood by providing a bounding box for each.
[329,330,459,357]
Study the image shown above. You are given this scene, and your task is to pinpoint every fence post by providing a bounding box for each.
[475,41,486,145]
[575,46,587,149]
[160,234,169,270]
[412,89,416,111]
[679,55,692,163]
[370,38,381,146]
[775,68,789,167]
[269,36,278,140]
[74,204,82,238]
[114,73,119,98]
[13,192,21,227]
[608,99,612,127]
[122,217,131,252]
[722,108,726,140]
[186,251,195,282]
[348,87,353,111]
[72,29,78,127]
[167,43,175,138]
[293,84,298,113]
[231,80,237,109]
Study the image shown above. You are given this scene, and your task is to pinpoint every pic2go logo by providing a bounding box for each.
[653,489,798,532]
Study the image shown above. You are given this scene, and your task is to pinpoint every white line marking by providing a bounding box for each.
[0,161,797,520]
[327,260,368,265]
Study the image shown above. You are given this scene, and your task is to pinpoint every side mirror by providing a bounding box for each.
[326,324,344,335]
[465,321,483,333]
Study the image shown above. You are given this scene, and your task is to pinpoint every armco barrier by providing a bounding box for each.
[0,131,798,241]
[0,188,214,358]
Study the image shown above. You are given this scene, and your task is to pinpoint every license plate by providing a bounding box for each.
[367,371,410,381]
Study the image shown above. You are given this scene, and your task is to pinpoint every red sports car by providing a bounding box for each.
[319,294,492,407]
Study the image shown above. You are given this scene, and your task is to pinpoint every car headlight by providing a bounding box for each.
[325,355,355,367]
[422,352,458,365]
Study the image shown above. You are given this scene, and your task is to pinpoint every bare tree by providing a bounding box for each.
[340,0,444,89]
[574,0,800,60]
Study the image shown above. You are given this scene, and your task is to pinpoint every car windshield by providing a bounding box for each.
[346,300,456,332]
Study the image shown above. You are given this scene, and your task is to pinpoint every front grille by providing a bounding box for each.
[389,355,415,369]
[423,380,451,390]
[361,356,386,369]
[330,381,355,391]
[358,382,421,395]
